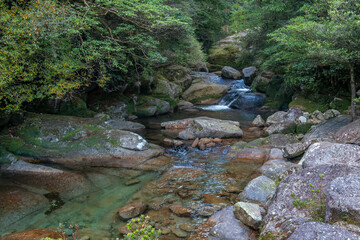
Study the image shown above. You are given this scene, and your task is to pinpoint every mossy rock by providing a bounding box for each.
[59,97,95,118]
[296,123,313,134]
[329,97,351,113]
[208,45,240,69]
[289,95,328,113]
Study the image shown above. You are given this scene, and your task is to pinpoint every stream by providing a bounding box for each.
[1,74,273,239]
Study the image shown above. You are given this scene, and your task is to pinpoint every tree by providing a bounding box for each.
[268,0,360,119]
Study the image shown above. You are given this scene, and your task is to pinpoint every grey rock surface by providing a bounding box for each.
[238,176,276,206]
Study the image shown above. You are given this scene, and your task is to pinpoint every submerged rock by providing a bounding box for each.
[169,205,193,217]
[118,202,147,220]
[227,148,268,164]
[1,228,63,240]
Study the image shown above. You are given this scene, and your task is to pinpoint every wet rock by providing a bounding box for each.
[161,117,239,129]
[288,222,359,240]
[177,100,194,110]
[118,202,147,220]
[0,186,48,230]
[180,223,194,232]
[234,202,262,230]
[178,117,243,140]
[125,178,141,186]
[299,142,360,168]
[261,164,360,238]
[202,194,228,205]
[0,113,164,168]
[258,160,298,181]
[198,206,217,217]
[264,134,299,148]
[133,155,172,171]
[325,174,360,224]
[169,205,193,217]
[221,66,242,80]
[283,142,311,159]
[182,79,229,105]
[104,120,145,133]
[209,206,254,240]
[303,115,351,142]
[238,176,276,206]
[335,118,360,145]
[227,148,268,164]
[153,79,182,100]
[172,227,188,238]
[251,71,274,93]
[0,161,94,200]
[1,228,63,240]
[225,185,241,193]
[252,115,266,127]
[242,66,257,85]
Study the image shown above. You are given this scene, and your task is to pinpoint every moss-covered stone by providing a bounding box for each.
[330,97,351,113]
[208,45,241,70]
[296,123,313,134]
[289,95,328,112]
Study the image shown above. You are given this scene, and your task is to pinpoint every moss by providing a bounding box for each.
[329,97,351,113]
[296,123,313,134]
[289,95,328,112]
[192,93,222,104]
[258,232,278,240]
[208,45,240,69]
[61,129,82,141]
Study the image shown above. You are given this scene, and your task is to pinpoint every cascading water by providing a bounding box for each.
[197,73,265,111]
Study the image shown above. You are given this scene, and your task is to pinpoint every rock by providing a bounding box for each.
[266,108,303,125]
[258,160,298,181]
[202,193,228,205]
[265,121,297,135]
[251,71,275,93]
[283,142,311,159]
[169,205,193,217]
[177,117,243,140]
[234,202,262,230]
[265,134,299,148]
[198,206,217,217]
[297,116,307,124]
[177,100,194,110]
[238,176,276,206]
[227,148,268,164]
[172,228,188,238]
[0,113,164,168]
[153,79,182,100]
[303,115,352,142]
[333,221,360,235]
[266,111,287,125]
[325,174,360,224]
[118,202,147,220]
[225,185,241,193]
[230,93,266,110]
[182,79,229,105]
[269,148,286,160]
[1,228,63,240]
[180,223,194,232]
[261,164,360,238]
[137,98,170,117]
[0,161,93,200]
[209,206,254,240]
[0,186,48,230]
[335,118,360,145]
[125,178,141,186]
[252,115,266,127]
[191,138,200,148]
[323,109,340,120]
[118,224,131,235]
[288,222,360,240]
[242,66,257,85]
[299,142,360,168]
[161,65,192,90]
[104,120,145,133]
[221,66,242,79]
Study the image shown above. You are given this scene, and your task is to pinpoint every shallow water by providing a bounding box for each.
[1,108,271,239]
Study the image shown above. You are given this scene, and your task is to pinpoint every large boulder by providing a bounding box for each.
[160,65,192,90]
[0,113,164,168]
[288,222,360,240]
[152,79,182,100]
[261,164,360,238]
[283,142,311,159]
[230,93,266,110]
[265,121,297,135]
[251,71,275,93]
[266,108,303,125]
[238,176,276,206]
[182,79,229,105]
[299,142,360,168]
[335,118,360,145]
[172,117,243,140]
[136,98,171,117]
[302,115,352,142]
[221,66,242,80]
[325,174,360,224]
[258,160,299,181]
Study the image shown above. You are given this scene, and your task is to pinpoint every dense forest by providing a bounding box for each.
[0,0,359,117]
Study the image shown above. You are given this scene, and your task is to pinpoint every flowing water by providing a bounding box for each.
[1,73,273,239]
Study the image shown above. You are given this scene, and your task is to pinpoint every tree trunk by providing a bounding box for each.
[350,63,356,121]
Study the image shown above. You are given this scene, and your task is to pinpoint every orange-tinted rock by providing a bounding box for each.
[202,193,228,204]
[228,148,268,164]
[118,202,147,220]
[169,205,193,217]
[192,138,200,148]
[1,228,63,240]
[118,224,131,235]
[225,185,241,193]
[133,155,172,171]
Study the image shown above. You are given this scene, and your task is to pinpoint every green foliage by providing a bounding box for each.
[123,215,161,240]
[0,0,202,114]
[291,174,326,222]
